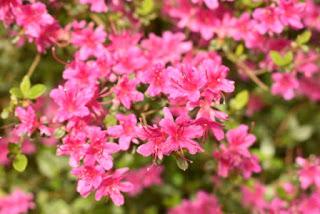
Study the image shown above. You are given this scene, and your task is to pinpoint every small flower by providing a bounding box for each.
[271,72,299,100]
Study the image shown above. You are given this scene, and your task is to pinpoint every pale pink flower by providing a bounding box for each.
[79,0,107,12]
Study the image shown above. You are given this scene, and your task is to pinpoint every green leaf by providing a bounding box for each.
[175,155,188,171]
[13,154,28,172]
[235,44,244,56]
[230,90,249,110]
[26,84,46,99]
[54,127,66,139]
[136,0,154,16]
[36,150,68,178]
[296,30,312,45]
[269,51,293,67]
[20,75,31,97]
[104,114,117,127]
[10,87,23,99]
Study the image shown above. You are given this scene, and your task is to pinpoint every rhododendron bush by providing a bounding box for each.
[0,0,320,213]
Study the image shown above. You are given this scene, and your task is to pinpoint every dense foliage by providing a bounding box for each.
[0,0,320,213]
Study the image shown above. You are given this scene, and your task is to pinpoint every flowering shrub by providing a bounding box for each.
[0,0,320,213]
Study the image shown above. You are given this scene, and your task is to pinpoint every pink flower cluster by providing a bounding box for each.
[169,191,222,214]
[214,125,261,178]
[0,189,34,214]
[0,0,61,52]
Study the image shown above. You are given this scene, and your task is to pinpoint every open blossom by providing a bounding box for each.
[71,22,107,60]
[277,0,305,29]
[95,168,133,206]
[84,126,119,170]
[159,107,204,155]
[139,63,169,97]
[166,64,206,102]
[0,0,20,25]
[50,83,94,122]
[296,157,320,189]
[107,114,139,151]
[191,0,219,10]
[126,165,163,196]
[137,124,168,160]
[14,106,50,137]
[14,2,55,38]
[271,72,299,100]
[72,165,104,197]
[241,182,267,213]
[214,125,261,178]
[112,76,144,109]
[253,6,284,34]
[169,191,222,214]
[142,31,192,64]
[0,189,35,214]
[63,60,100,87]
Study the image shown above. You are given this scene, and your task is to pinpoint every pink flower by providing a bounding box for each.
[84,126,120,170]
[137,125,168,160]
[199,59,235,101]
[296,157,320,189]
[126,165,163,196]
[95,168,133,206]
[299,77,320,101]
[112,76,144,109]
[278,0,305,29]
[139,63,169,96]
[271,72,299,100]
[166,64,206,102]
[159,107,204,155]
[191,0,219,10]
[297,191,320,214]
[63,60,99,87]
[14,2,55,38]
[0,0,20,25]
[79,0,107,12]
[253,6,284,34]
[142,31,192,64]
[214,125,261,178]
[107,114,139,150]
[14,106,38,136]
[169,191,222,214]
[71,22,107,60]
[50,83,94,122]
[72,165,104,197]
[0,189,35,214]
[241,182,267,213]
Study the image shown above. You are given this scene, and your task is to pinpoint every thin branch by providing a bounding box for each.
[51,47,68,65]
[225,52,269,91]
[27,54,41,77]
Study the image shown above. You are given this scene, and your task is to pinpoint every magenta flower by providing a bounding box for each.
[253,6,284,34]
[139,63,169,97]
[72,165,104,197]
[271,72,299,100]
[214,125,261,178]
[137,125,168,160]
[159,107,204,155]
[63,60,99,87]
[95,168,133,206]
[14,2,55,38]
[0,189,35,214]
[296,157,320,189]
[14,106,38,136]
[50,83,94,122]
[71,21,107,60]
[84,126,119,170]
[107,114,139,150]
[166,64,206,102]
[278,0,305,29]
[142,31,192,64]
[79,0,107,12]
[112,76,144,109]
